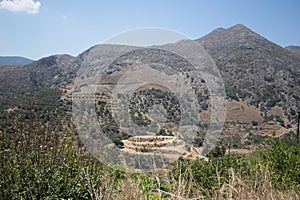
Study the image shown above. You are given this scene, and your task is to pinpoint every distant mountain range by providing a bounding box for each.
[0,56,34,66]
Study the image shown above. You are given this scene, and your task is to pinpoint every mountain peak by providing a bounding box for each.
[198,24,257,41]
[197,24,282,53]
[228,24,252,31]
[32,54,75,68]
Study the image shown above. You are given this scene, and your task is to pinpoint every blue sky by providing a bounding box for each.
[0,0,299,60]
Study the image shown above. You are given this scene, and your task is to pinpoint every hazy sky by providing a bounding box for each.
[0,0,299,60]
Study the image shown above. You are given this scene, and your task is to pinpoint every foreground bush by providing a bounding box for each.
[1,127,299,200]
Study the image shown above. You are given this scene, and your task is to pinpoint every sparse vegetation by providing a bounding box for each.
[251,120,258,126]
[1,126,299,199]
[0,88,299,199]
[1,22,300,199]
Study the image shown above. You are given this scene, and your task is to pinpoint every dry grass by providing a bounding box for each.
[80,163,300,200]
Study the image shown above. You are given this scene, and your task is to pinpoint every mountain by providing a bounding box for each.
[285,45,300,57]
[198,24,300,115]
[0,24,299,149]
[0,56,34,66]
[195,24,300,146]
[0,54,75,99]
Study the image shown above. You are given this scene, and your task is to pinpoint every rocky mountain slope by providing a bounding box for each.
[198,24,300,121]
[0,54,75,100]
[286,45,300,57]
[1,24,299,150]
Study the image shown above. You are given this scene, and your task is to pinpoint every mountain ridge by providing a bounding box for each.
[0,24,299,134]
[0,54,75,99]
[0,56,34,66]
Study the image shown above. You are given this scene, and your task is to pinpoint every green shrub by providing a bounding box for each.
[252,120,258,126]
[259,141,300,189]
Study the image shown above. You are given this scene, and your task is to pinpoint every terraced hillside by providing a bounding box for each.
[1,24,300,154]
